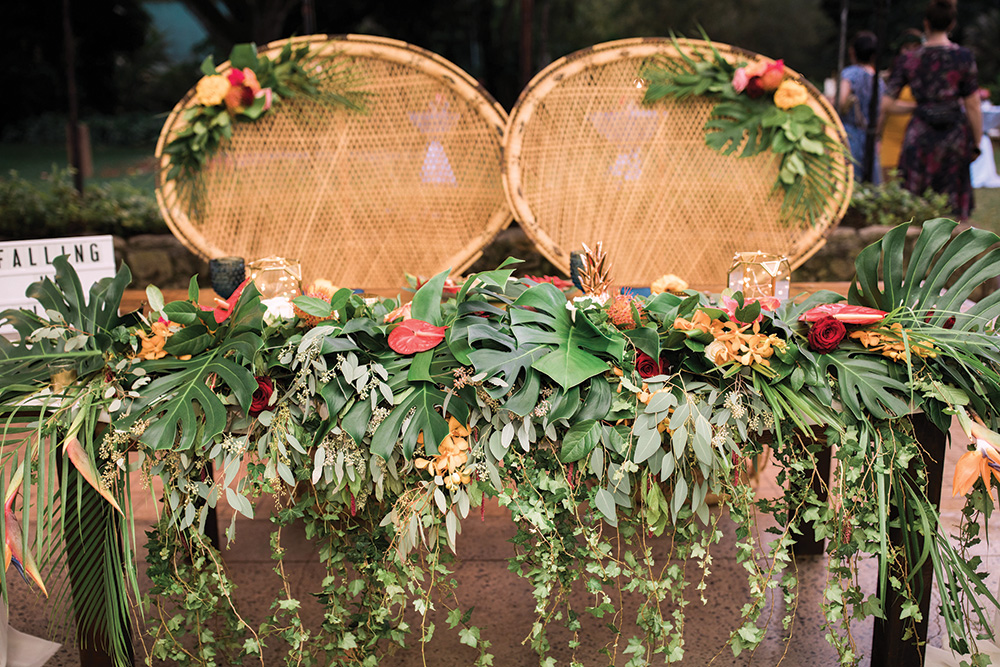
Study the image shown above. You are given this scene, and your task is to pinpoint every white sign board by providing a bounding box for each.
[0,235,117,337]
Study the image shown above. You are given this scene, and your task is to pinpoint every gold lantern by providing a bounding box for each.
[727,252,790,301]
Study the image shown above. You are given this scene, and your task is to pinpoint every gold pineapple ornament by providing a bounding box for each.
[577,242,613,299]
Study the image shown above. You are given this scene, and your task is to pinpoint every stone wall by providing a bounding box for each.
[790,224,922,283]
[118,222,984,292]
[114,234,209,289]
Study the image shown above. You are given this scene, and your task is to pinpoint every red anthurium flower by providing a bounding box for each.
[415,277,461,298]
[524,275,575,290]
[388,319,447,354]
[209,277,252,324]
[799,303,887,325]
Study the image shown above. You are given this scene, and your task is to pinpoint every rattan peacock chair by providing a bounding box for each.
[503,38,853,287]
[155,34,511,288]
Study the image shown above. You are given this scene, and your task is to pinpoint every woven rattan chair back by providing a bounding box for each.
[155,34,511,287]
[504,38,852,287]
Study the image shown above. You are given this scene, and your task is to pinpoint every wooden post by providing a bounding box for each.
[792,442,831,557]
[870,412,946,667]
[62,0,84,193]
[56,453,135,666]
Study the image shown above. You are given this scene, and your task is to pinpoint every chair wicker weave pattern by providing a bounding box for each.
[504,38,852,287]
[156,35,511,287]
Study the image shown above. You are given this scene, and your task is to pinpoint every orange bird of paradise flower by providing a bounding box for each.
[953,420,1000,501]
[3,467,48,596]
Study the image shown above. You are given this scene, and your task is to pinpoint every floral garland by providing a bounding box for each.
[3,220,1000,665]
[162,41,366,191]
[643,36,850,226]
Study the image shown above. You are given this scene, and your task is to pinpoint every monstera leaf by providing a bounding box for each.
[371,383,470,460]
[119,332,261,451]
[510,283,625,390]
[0,257,132,387]
[463,323,547,396]
[850,219,1000,329]
[818,350,910,421]
[704,98,777,157]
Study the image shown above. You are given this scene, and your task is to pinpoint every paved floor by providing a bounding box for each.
[6,419,999,666]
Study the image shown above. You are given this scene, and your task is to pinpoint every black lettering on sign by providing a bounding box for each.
[74,245,84,262]
[12,249,21,268]
[27,248,37,266]
[89,243,100,262]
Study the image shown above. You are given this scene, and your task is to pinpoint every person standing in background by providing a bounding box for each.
[882,0,983,220]
[879,29,924,182]
[838,31,886,183]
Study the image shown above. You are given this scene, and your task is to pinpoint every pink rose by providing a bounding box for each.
[759,60,785,91]
[732,67,749,93]
[255,87,273,111]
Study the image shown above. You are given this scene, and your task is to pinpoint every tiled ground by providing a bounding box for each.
[6,419,999,666]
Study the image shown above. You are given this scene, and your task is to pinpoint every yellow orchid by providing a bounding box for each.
[953,420,1000,501]
[413,417,472,488]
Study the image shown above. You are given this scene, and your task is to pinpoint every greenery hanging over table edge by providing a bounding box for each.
[2,219,1000,665]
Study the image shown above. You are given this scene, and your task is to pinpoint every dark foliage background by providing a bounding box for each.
[1,0,997,133]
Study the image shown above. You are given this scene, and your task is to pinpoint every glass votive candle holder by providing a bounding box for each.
[48,359,78,393]
[247,256,302,300]
[727,252,791,301]
[209,256,246,299]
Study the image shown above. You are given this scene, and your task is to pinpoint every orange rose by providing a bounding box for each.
[194,75,230,106]
[774,80,810,109]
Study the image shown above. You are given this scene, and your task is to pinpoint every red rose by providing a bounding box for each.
[250,376,274,416]
[745,77,766,99]
[807,316,846,353]
[635,352,670,378]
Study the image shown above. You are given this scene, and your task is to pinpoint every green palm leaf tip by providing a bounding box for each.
[849,218,1000,426]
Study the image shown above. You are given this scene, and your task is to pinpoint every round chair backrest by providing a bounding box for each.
[503,37,852,287]
[155,34,511,287]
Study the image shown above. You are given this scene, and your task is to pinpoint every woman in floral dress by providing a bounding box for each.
[883,0,983,219]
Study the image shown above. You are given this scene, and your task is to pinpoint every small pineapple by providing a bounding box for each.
[577,242,612,299]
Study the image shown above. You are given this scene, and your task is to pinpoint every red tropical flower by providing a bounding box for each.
[799,303,886,325]
[388,319,447,354]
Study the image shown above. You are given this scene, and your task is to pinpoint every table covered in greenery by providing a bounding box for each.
[1,219,1000,666]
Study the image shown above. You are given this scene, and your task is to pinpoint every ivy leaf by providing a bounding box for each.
[199,55,216,77]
